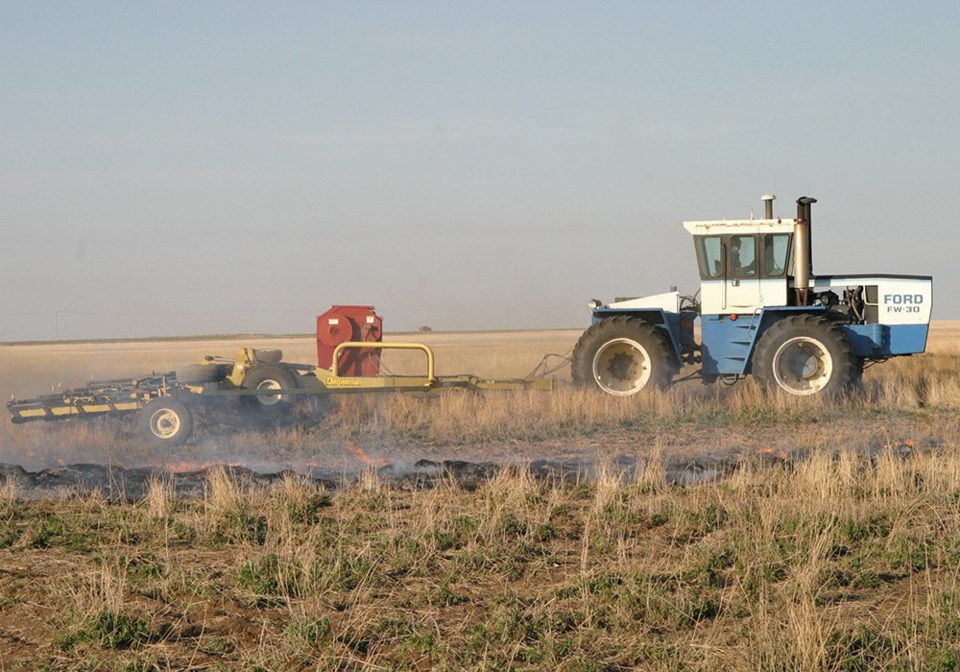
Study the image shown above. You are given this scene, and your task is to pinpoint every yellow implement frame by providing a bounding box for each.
[314,342,553,392]
[11,398,144,420]
[8,340,555,427]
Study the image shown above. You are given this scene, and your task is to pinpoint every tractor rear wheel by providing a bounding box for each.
[138,397,193,448]
[241,365,297,413]
[571,317,676,395]
[752,314,854,396]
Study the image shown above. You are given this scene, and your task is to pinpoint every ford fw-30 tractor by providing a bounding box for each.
[572,195,933,396]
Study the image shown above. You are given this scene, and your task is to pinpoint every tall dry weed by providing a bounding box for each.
[204,466,242,517]
[0,474,20,503]
[143,475,174,521]
[633,442,667,493]
[356,466,384,494]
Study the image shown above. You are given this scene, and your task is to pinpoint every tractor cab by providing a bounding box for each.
[684,218,795,315]
[684,194,797,315]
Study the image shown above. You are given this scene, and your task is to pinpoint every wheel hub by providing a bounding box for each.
[608,352,637,380]
[255,379,283,406]
[772,337,833,395]
[150,409,181,439]
[592,338,652,396]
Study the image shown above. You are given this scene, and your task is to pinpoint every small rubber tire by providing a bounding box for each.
[752,314,854,397]
[138,397,193,448]
[571,316,677,395]
[242,364,297,411]
[253,348,283,364]
[176,363,231,384]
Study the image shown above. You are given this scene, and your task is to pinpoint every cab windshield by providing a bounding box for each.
[695,232,792,280]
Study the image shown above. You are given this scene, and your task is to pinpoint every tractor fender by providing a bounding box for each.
[590,308,683,366]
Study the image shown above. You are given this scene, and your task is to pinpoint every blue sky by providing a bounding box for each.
[2,1,958,339]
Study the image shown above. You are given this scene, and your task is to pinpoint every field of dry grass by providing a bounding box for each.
[1,323,958,471]
[0,323,958,669]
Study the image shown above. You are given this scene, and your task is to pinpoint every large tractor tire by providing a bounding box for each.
[176,363,231,384]
[138,397,194,448]
[241,364,298,413]
[752,314,854,396]
[571,316,677,396]
[252,348,283,364]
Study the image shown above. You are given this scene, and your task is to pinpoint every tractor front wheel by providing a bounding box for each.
[752,314,854,396]
[571,317,676,396]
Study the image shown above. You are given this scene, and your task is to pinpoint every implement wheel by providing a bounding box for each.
[252,348,283,364]
[753,314,854,396]
[176,363,231,384]
[242,365,297,413]
[138,397,193,448]
[571,317,676,395]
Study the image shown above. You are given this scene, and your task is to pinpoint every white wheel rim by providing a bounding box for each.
[149,408,181,439]
[256,379,283,406]
[772,336,834,395]
[592,337,652,396]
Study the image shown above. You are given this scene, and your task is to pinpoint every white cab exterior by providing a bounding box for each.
[683,218,796,315]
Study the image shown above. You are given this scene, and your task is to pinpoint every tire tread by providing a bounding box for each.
[752,314,854,396]
[571,316,677,393]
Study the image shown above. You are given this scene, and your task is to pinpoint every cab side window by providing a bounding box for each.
[696,236,723,279]
[762,234,790,277]
[730,235,756,278]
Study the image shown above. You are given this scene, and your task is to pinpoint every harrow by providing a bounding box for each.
[7,306,554,447]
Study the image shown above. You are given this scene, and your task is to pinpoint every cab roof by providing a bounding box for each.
[682,218,797,236]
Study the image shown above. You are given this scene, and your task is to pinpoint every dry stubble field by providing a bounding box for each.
[0,323,959,670]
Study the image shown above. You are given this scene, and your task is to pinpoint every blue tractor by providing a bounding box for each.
[572,195,933,396]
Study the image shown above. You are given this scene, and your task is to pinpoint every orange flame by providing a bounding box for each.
[345,441,388,468]
[758,447,788,460]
